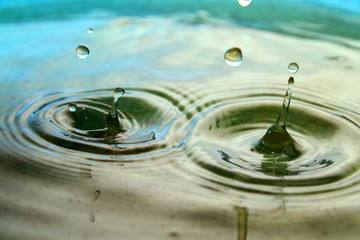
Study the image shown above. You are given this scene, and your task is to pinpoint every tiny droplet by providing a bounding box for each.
[224,47,243,67]
[88,28,94,33]
[68,103,77,112]
[76,45,90,59]
[238,0,252,7]
[288,62,299,74]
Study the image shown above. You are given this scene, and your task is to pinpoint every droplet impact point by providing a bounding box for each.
[76,45,90,59]
[88,28,94,34]
[68,103,77,112]
[238,0,252,7]
[106,87,127,132]
[288,62,299,74]
[224,47,243,67]
[252,77,301,159]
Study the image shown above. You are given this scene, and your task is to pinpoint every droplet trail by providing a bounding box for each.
[92,190,101,202]
[224,47,243,67]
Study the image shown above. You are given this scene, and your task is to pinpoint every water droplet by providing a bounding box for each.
[238,0,252,7]
[87,28,94,33]
[68,103,77,112]
[76,45,90,59]
[113,88,125,105]
[224,47,243,67]
[288,62,299,74]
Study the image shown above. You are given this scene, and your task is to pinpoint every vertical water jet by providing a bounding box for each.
[252,77,301,158]
[105,87,127,132]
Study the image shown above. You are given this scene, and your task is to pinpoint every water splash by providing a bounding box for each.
[105,87,126,132]
[252,77,301,158]
[224,47,243,67]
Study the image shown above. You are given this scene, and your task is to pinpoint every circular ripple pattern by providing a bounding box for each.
[171,81,360,206]
[3,87,187,177]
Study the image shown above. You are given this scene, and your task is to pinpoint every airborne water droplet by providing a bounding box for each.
[288,62,299,74]
[238,0,252,7]
[224,47,243,67]
[88,28,94,33]
[68,103,77,112]
[76,45,90,59]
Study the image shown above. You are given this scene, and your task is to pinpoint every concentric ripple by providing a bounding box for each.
[2,86,187,177]
[172,81,360,206]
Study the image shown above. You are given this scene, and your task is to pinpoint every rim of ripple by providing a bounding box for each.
[170,82,360,208]
[2,87,187,177]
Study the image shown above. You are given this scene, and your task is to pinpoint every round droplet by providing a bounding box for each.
[288,62,299,74]
[224,47,243,67]
[76,45,90,59]
[238,0,252,7]
[68,103,77,112]
[88,28,94,34]
[113,88,125,103]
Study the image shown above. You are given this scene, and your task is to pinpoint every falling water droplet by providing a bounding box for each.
[68,103,77,112]
[76,45,90,59]
[88,28,94,33]
[288,62,299,74]
[252,77,301,158]
[224,47,243,67]
[238,0,252,7]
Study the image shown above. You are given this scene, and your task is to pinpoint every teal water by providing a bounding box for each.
[0,1,360,239]
[1,0,359,40]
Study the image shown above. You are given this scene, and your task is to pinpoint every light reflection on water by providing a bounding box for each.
[0,1,360,239]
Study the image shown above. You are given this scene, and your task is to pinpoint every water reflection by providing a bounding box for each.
[235,206,248,240]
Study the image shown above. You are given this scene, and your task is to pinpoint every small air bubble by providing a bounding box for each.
[88,28,94,33]
[224,47,243,67]
[76,45,90,59]
[238,0,252,7]
[288,62,299,74]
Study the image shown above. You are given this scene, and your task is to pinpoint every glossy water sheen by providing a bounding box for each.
[0,3,360,239]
